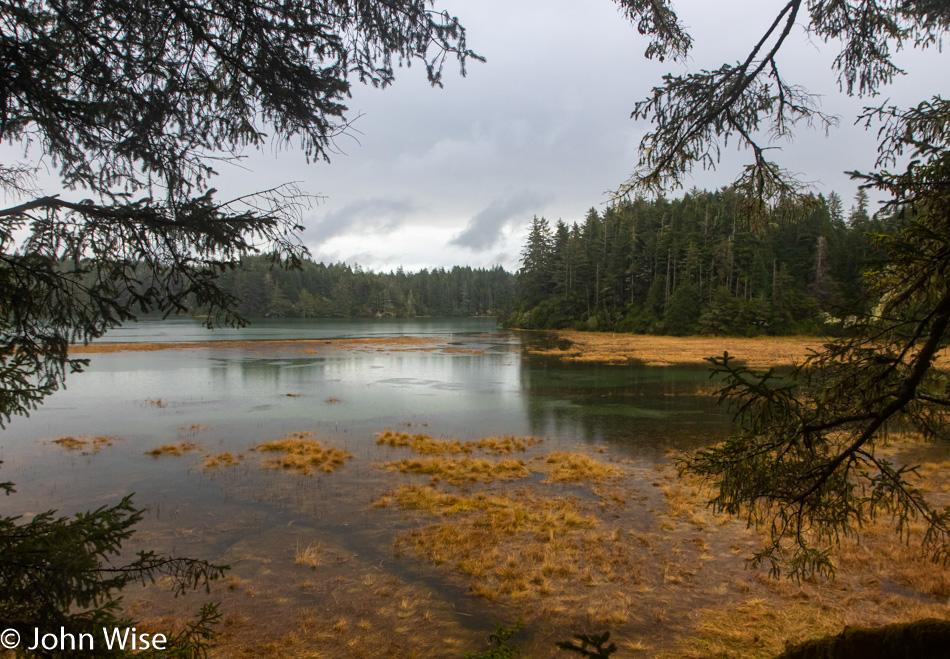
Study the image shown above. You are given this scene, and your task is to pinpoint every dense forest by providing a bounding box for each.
[505,188,893,335]
[213,258,517,319]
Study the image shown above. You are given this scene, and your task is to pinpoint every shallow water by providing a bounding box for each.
[1,318,736,654]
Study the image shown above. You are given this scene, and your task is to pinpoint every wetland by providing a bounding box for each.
[5,318,949,657]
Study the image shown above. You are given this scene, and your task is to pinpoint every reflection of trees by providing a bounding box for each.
[518,356,733,455]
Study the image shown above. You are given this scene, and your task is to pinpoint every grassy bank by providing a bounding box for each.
[524,331,825,368]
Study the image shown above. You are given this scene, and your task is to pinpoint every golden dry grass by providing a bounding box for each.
[532,451,625,483]
[375,430,469,455]
[374,481,653,609]
[295,542,323,569]
[376,430,542,456]
[472,435,543,454]
[50,435,118,453]
[380,457,530,485]
[145,441,202,457]
[527,331,824,368]
[203,452,244,469]
[130,432,950,657]
[252,431,352,475]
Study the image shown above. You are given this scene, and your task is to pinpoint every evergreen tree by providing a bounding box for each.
[1,0,479,643]
[620,1,950,577]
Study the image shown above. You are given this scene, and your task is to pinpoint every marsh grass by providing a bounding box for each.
[528,332,823,368]
[252,431,352,475]
[375,482,651,609]
[295,543,323,569]
[145,441,201,457]
[381,457,530,485]
[129,432,950,658]
[51,435,118,453]
[376,430,469,455]
[472,436,543,454]
[376,430,542,457]
[203,452,244,469]
[533,452,625,483]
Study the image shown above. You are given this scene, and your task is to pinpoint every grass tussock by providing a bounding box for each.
[295,542,323,569]
[381,457,530,485]
[252,431,352,475]
[145,441,201,457]
[51,435,118,453]
[376,430,542,457]
[534,452,625,483]
[203,452,244,469]
[376,430,469,455]
[379,485,597,533]
[472,435,543,454]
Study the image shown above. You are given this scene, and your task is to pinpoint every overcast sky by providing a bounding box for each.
[10,1,946,273]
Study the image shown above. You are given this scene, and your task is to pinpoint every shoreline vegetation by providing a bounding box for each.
[77,330,950,371]
[69,332,822,368]
[523,330,825,368]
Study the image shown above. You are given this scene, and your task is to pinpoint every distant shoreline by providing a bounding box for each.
[68,335,449,354]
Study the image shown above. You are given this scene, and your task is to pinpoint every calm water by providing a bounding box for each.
[0,318,735,651]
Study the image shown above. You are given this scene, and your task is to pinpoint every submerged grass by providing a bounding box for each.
[51,435,119,453]
[376,430,542,456]
[252,431,352,475]
[203,452,244,469]
[145,441,202,457]
[294,543,323,569]
[128,429,950,657]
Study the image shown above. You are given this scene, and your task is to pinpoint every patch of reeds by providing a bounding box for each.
[472,435,543,454]
[51,435,118,453]
[203,452,244,469]
[252,431,351,475]
[376,430,469,455]
[295,542,323,569]
[376,430,542,457]
[145,441,201,457]
[380,457,530,485]
[533,451,625,483]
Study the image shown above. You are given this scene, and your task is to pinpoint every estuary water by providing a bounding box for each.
[1,318,736,654]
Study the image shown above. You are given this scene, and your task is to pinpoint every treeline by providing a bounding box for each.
[505,188,894,335]
[214,257,517,318]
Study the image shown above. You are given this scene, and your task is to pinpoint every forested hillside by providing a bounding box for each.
[505,188,892,335]
[214,258,517,319]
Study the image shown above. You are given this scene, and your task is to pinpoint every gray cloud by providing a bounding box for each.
[450,191,541,251]
[308,196,418,243]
